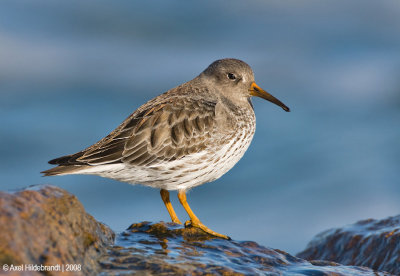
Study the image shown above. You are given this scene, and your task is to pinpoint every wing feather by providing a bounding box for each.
[74,97,218,167]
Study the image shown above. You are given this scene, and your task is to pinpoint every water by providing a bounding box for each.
[1,0,400,255]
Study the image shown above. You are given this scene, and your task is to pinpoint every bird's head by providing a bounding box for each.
[201,58,290,112]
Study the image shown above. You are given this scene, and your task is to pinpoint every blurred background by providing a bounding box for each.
[1,0,399,255]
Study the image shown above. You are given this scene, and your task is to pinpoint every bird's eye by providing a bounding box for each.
[227,73,236,80]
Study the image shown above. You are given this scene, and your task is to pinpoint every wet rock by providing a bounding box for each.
[297,215,400,275]
[0,185,114,275]
[100,221,388,275]
[1,185,394,275]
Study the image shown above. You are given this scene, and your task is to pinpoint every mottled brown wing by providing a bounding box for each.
[76,98,217,166]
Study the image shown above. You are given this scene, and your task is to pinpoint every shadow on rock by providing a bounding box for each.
[100,221,388,275]
[297,215,400,275]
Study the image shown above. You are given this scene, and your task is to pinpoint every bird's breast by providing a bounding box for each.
[214,98,256,134]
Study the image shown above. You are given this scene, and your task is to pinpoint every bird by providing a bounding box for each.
[42,58,290,239]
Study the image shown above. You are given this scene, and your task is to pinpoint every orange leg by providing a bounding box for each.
[177,190,230,239]
[160,189,182,224]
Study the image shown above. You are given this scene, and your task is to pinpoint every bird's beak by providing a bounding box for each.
[249,82,290,112]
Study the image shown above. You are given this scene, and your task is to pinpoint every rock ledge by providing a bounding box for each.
[297,215,400,275]
[100,221,388,275]
[0,185,114,275]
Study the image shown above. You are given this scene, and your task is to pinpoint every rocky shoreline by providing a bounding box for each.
[0,185,398,275]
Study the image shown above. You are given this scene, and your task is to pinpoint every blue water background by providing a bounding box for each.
[1,1,399,254]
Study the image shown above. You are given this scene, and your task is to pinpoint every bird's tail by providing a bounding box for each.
[41,165,88,176]
[41,152,89,176]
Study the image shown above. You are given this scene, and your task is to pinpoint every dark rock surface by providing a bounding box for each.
[0,185,114,275]
[100,221,388,275]
[297,215,400,275]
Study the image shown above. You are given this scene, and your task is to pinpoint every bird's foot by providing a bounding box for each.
[171,217,182,224]
[184,220,231,240]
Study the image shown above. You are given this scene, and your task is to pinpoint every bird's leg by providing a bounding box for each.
[177,190,230,240]
[160,189,182,224]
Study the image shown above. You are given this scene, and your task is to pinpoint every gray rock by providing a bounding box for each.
[297,215,400,275]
